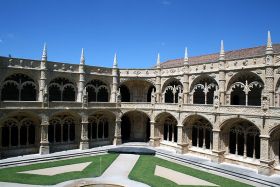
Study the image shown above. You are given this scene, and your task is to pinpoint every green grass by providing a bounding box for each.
[129,155,252,187]
[0,154,118,185]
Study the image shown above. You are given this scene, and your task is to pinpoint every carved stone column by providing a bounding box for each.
[211,129,225,163]
[80,113,89,150]
[149,120,160,147]
[113,117,122,145]
[39,114,50,155]
[77,74,85,102]
[111,69,118,102]
[156,74,161,103]
[39,70,47,102]
[258,135,274,175]
[219,71,226,105]
[176,124,188,154]
[265,65,274,106]
[183,71,189,104]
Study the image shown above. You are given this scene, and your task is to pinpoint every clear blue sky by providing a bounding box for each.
[0,0,279,68]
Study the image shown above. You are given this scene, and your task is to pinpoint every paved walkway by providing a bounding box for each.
[57,154,150,187]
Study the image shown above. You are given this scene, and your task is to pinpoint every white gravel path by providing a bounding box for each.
[18,162,92,176]
[155,165,218,186]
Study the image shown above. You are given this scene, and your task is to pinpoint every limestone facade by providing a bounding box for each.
[1,33,280,176]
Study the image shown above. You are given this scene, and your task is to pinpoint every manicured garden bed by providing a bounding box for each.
[129,155,252,187]
[0,154,118,185]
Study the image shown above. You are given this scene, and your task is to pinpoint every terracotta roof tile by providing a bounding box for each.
[160,44,280,68]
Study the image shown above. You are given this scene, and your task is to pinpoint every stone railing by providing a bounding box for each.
[219,105,263,116]
[0,101,42,108]
[1,100,280,119]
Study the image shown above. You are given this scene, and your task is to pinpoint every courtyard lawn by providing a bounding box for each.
[129,155,252,187]
[0,153,118,185]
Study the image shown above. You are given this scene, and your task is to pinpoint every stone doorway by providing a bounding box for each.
[121,111,150,142]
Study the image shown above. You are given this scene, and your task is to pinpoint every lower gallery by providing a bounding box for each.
[0,32,280,176]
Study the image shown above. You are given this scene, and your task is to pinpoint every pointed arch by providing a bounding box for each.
[1,74,37,101]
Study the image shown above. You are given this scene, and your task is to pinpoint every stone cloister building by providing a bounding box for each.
[0,32,280,176]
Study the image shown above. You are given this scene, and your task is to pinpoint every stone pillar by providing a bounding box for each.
[211,129,225,163]
[176,124,188,154]
[183,73,189,104]
[80,114,89,150]
[39,70,47,102]
[258,135,274,175]
[111,68,119,102]
[39,44,47,102]
[219,40,226,105]
[77,73,85,102]
[265,32,275,106]
[149,120,160,147]
[113,117,122,145]
[219,71,226,105]
[39,114,50,155]
[156,74,161,103]
[265,66,274,106]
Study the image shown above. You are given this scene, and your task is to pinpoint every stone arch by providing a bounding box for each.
[155,112,178,143]
[220,117,260,159]
[120,110,151,142]
[48,77,77,101]
[48,111,80,152]
[119,80,155,102]
[162,78,183,103]
[87,110,116,147]
[226,71,264,106]
[85,79,110,102]
[190,75,218,104]
[0,111,40,158]
[182,114,213,150]
[1,73,38,101]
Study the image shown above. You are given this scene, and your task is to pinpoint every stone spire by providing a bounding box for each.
[219,40,225,61]
[156,53,160,69]
[42,43,47,61]
[113,53,118,68]
[184,47,189,65]
[266,31,273,55]
[80,48,85,65]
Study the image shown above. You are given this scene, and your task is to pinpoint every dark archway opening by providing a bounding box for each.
[121,111,150,142]
[120,85,130,102]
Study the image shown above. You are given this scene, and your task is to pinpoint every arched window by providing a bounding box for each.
[1,118,36,148]
[88,116,109,140]
[163,117,177,142]
[227,72,263,106]
[86,80,109,102]
[48,78,76,101]
[225,120,260,159]
[1,74,37,101]
[49,116,76,144]
[192,123,212,149]
[163,80,182,103]
[190,75,218,105]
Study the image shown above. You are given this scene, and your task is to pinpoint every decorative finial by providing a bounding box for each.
[184,47,188,65]
[113,53,118,68]
[266,31,273,54]
[42,43,47,61]
[156,53,160,68]
[80,48,85,65]
[219,40,225,60]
